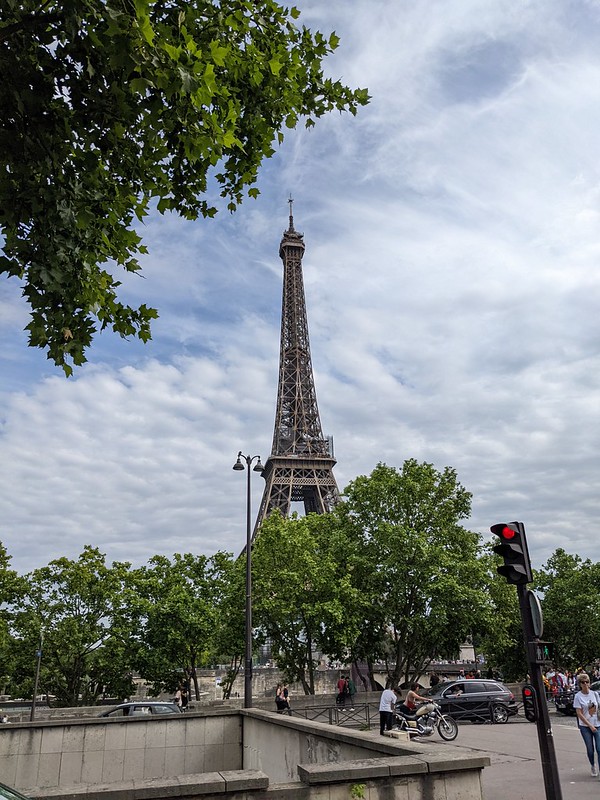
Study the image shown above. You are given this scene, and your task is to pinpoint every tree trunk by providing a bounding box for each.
[353,659,370,692]
[306,634,315,694]
[220,657,241,700]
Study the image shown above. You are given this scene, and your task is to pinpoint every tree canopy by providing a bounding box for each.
[338,460,492,688]
[0,0,369,374]
[125,551,236,698]
[252,510,361,693]
[475,544,525,681]
[537,548,600,669]
[1,529,600,701]
[9,546,134,706]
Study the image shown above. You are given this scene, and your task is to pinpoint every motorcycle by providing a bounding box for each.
[394,701,459,741]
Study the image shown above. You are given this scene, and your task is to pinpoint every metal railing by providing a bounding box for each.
[293,702,374,728]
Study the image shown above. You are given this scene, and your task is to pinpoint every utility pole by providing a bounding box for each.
[491,522,562,800]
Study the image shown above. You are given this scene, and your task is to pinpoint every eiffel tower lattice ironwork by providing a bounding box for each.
[254,200,340,535]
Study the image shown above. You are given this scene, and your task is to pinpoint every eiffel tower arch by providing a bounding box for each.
[254,201,340,536]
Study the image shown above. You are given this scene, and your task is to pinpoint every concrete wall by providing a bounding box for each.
[2,707,489,800]
[0,709,241,792]
[243,710,390,783]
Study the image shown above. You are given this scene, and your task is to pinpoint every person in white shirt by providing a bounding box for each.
[573,672,600,777]
[379,686,397,735]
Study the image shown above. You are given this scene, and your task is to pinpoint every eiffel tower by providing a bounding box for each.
[254,200,340,536]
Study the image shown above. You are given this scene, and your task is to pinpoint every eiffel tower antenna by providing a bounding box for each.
[254,201,340,536]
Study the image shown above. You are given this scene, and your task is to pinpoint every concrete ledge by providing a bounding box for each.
[26,771,269,800]
[219,770,269,792]
[418,752,490,773]
[298,756,427,785]
[386,756,430,776]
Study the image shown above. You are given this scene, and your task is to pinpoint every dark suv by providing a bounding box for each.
[427,679,518,723]
[555,680,600,716]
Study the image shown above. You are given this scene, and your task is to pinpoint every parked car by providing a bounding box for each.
[0,782,31,800]
[426,679,518,724]
[555,680,600,716]
[99,701,182,717]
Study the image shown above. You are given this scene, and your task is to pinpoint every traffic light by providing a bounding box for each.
[490,521,533,585]
[522,684,537,722]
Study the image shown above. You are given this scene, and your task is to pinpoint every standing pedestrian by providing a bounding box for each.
[180,686,188,711]
[379,685,397,736]
[337,675,348,706]
[283,684,292,715]
[573,672,600,777]
[175,686,183,709]
[275,684,287,713]
[347,675,356,710]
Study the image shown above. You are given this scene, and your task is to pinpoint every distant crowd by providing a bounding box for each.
[542,667,600,696]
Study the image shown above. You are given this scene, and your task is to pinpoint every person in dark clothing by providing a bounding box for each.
[347,676,356,709]
[337,675,348,706]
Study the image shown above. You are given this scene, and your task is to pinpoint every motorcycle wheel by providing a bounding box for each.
[437,716,459,741]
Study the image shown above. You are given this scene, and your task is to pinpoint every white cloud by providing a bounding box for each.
[3,0,600,575]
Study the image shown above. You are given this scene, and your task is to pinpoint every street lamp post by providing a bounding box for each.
[233,451,264,708]
[30,629,44,722]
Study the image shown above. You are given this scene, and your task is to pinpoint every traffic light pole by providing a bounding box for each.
[516,583,563,800]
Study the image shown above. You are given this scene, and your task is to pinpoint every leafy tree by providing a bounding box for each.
[252,511,362,694]
[338,460,491,688]
[0,542,25,695]
[209,556,245,699]
[9,546,133,705]
[126,551,235,698]
[476,545,525,681]
[0,0,369,374]
[537,548,600,669]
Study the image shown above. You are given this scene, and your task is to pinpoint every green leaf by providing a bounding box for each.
[269,57,282,75]
[0,0,368,372]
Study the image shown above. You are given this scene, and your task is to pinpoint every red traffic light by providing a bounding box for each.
[522,683,537,722]
[490,522,533,585]
[499,526,516,540]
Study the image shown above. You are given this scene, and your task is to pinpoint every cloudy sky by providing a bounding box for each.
[3,0,600,575]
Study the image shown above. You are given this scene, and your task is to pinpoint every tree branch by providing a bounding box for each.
[0,11,64,43]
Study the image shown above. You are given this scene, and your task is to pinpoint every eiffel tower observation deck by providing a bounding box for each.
[253,201,340,537]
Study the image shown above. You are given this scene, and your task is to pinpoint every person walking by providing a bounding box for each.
[573,672,600,777]
[379,685,397,736]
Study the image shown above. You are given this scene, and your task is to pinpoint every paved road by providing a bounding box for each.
[424,712,595,800]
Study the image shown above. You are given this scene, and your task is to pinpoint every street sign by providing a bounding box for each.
[528,591,544,638]
[528,641,554,665]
